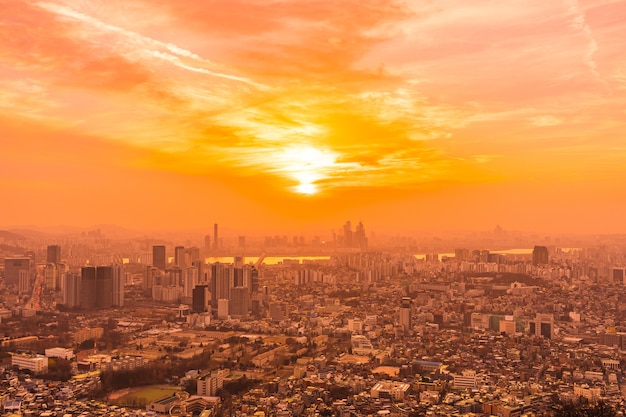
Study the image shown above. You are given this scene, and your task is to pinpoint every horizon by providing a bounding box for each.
[2,1,626,234]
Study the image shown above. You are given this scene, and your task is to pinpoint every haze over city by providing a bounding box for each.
[2,0,626,234]
[3,2,626,416]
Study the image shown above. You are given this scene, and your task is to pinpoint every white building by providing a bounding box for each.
[11,354,48,374]
[45,347,75,360]
[351,335,373,356]
[197,369,229,396]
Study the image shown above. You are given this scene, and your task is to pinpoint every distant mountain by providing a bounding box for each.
[0,230,26,241]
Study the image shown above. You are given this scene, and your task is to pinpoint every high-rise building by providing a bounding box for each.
[47,245,61,264]
[18,270,30,294]
[217,299,229,319]
[197,369,228,397]
[3,257,32,286]
[238,236,246,248]
[213,224,219,250]
[455,248,470,262]
[144,266,160,294]
[63,272,81,308]
[400,297,412,333]
[95,266,113,309]
[210,263,229,309]
[112,264,124,307]
[532,313,554,339]
[249,267,259,293]
[230,287,249,317]
[269,302,289,321]
[174,246,186,269]
[532,246,549,265]
[204,235,211,251]
[192,285,209,313]
[80,266,97,309]
[354,221,368,250]
[183,266,199,298]
[343,221,353,247]
[80,266,114,309]
[44,263,58,290]
[152,245,166,270]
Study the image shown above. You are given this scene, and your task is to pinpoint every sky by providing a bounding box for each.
[1,0,626,234]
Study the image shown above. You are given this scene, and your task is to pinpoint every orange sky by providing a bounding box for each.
[1,0,626,234]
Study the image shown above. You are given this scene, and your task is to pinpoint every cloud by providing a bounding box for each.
[530,115,563,127]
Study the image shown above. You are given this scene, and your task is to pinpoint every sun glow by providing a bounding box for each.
[275,145,337,195]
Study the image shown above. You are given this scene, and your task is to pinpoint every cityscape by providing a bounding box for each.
[2,0,626,416]
[1,224,626,416]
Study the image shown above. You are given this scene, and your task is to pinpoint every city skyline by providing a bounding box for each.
[2,1,626,234]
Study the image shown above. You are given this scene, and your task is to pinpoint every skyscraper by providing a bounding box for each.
[213,224,219,250]
[400,297,412,333]
[343,221,353,247]
[80,266,97,309]
[80,266,113,309]
[152,245,166,270]
[95,266,113,309]
[532,246,549,265]
[46,245,61,264]
[192,285,209,313]
[63,272,81,308]
[210,263,229,309]
[174,246,186,269]
[112,264,124,307]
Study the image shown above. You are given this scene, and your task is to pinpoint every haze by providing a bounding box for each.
[2,0,626,234]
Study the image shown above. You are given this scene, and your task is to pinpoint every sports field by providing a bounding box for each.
[110,385,181,407]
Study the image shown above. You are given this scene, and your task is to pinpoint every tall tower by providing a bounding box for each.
[174,246,186,269]
[80,266,97,310]
[399,297,412,334]
[47,245,61,264]
[152,245,166,270]
[95,266,113,309]
[112,264,124,307]
[343,221,353,247]
[63,272,81,308]
[213,224,219,250]
[210,263,229,309]
[532,246,549,265]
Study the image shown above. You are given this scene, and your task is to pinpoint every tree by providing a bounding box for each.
[553,397,617,417]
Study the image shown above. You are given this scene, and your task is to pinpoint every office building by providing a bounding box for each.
[213,223,219,250]
[174,246,186,269]
[269,302,289,321]
[230,286,249,317]
[3,257,32,286]
[112,264,124,307]
[400,297,412,333]
[210,263,229,309]
[46,245,61,264]
[152,245,166,270]
[63,272,81,308]
[192,285,210,313]
[532,246,549,265]
[80,266,114,309]
[531,313,554,339]
[183,267,199,298]
[197,369,229,397]
[11,354,48,374]
[217,299,229,319]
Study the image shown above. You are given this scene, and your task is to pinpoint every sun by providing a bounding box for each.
[295,182,317,195]
[275,145,337,195]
